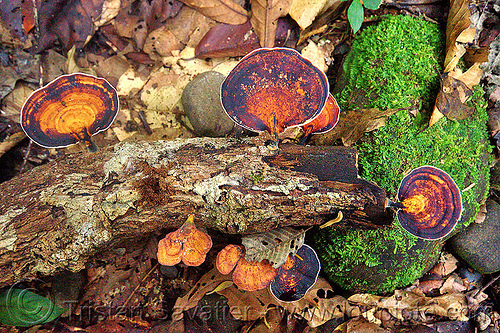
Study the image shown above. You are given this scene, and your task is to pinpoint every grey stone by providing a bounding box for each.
[449,200,500,274]
[181,71,235,137]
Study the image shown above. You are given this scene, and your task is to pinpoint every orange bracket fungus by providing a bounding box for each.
[300,93,341,144]
[270,244,320,302]
[20,73,119,152]
[216,244,278,291]
[221,47,329,149]
[157,215,212,266]
[388,166,462,240]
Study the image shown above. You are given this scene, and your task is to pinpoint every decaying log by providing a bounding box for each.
[0,137,391,288]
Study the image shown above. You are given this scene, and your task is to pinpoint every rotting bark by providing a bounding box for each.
[0,137,391,288]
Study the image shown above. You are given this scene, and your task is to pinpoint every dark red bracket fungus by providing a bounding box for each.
[157,215,213,267]
[20,73,119,153]
[270,244,321,302]
[216,244,278,291]
[221,47,329,149]
[388,166,462,240]
[300,93,340,144]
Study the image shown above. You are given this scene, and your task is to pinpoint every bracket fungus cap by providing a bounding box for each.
[270,244,321,302]
[221,47,329,146]
[300,93,340,142]
[157,215,212,266]
[20,73,119,152]
[395,166,462,240]
[216,244,244,275]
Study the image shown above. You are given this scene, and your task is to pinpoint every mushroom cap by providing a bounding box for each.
[270,244,321,302]
[397,166,462,240]
[216,244,245,275]
[20,73,119,149]
[157,215,212,267]
[157,232,183,266]
[301,93,340,135]
[221,47,329,135]
[232,257,278,291]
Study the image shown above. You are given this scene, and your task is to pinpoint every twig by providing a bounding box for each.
[121,262,159,308]
[473,272,500,298]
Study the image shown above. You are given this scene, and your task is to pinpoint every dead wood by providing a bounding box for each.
[0,137,391,288]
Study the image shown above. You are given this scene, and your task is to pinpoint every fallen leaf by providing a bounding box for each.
[439,274,467,294]
[113,0,183,49]
[349,289,469,322]
[171,268,231,323]
[289,0,340,29]
[429,0,487,126]
[250,0,292,47]
[36,0,107,52]
[311,107,400,146]
[179,0,249,25]
[195,18,297,59]
[429,73,474,126]
[242,227,306,268]
[301,40,328,73]
[346,316,391,333]
[1,82,34,122]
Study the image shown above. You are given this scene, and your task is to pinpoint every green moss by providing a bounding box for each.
[357,86,491,229]
[314,224,439,293]
[338,14,444,112]
[314,14,492,294]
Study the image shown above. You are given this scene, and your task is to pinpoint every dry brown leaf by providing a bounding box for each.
[289,0,340,29]
[311,107,400,146]
[348,289,469,322]
[428,73,474,126]
[250,0,292,48]
[429,0,487,126]
[242,227,306,268]
[439,274,467,294]
[171,268,232,323]
[346,316,391,333]
[218,277,349,327]
[179,0,248,25]
[1,82,34,122]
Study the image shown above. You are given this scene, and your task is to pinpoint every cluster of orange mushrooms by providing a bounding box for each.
[156,215,321,302]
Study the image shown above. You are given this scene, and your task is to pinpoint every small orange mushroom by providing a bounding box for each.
[221,47,329,149]
[216,244,277,291]
[157,215,212,266]
[20,73,119,152]
[387,166,462,240]
[300,93,340,144]
[216,244,244,275]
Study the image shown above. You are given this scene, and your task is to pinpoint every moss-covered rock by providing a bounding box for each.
[314,14,491,294]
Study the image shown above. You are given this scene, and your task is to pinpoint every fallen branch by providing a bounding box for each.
[0,137,391,288]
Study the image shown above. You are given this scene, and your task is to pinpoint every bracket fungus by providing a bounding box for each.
[300,93,340,143]
[20,73,119,152]
[388,166,462,240]
[157,215,212,266]
[221,47,329,149]
[216,244,278,291]
[270,244,321,302]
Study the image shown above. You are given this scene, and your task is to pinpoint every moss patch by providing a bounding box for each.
[314,14,492,294]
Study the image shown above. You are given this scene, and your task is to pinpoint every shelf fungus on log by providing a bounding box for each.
[221,47,328,149]
[216,244,278,291]
[389,166,462,240]
[300,93,341,144]
[270,244,321,302]
[20,73,119,152]
[157,215,212,266]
